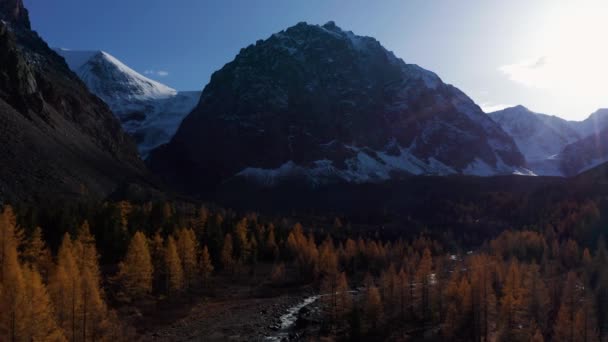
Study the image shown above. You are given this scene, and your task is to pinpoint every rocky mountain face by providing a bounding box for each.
[149,21,526,196]
[55,49,201,158]
[0,0,151,202]
[489,106,608,176]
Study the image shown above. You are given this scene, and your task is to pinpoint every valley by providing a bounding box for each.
[0,0,608,341]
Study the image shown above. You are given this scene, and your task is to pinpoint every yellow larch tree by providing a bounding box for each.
[200,245,214,287]
[22,264,66,341]
[0,221,26,340]
[22,226,53,281]
[176,228,200,290]
[221,233,236,274]
[117,231,153,298]
[165,236,184,294]
[49,233,82,342]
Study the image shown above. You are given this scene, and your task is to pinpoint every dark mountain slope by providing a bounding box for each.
[0,0,151,202]
[150,21,525,197]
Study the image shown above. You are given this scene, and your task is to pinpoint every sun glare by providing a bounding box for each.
[500,1,608,118]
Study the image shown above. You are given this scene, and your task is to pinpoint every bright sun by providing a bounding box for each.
[500,1,608,119]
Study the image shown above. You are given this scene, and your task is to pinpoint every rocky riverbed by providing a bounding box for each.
[143,289,320,341]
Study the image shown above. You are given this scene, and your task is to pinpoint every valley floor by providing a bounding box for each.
[141,265,315,341]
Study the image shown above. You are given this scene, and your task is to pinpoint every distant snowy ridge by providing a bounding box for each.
[489,105,608,176]
[55,48,200,158]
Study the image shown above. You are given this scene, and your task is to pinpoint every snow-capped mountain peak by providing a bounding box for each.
[55,48,200,158]
[56,49,177,106]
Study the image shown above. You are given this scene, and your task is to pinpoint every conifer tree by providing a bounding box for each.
[0,222,26,340]
[49,233,82,342]
[364,285,384,332]
[221,233,236,274]
[266,224,279,260]
[416,248,433,325]
[176,228,200,290]
[524,263,550,335]
[530,328,544,342]
[22,226,53,280]
[22,265,66,341]
[553,272,583,342]
[200,245,214,287]
[74,221,101,286]
[117,231,153,298]
[575,299,599,342]
[499,259,528,340]
[165,236,184,294]
[271,262,285,285]
[0,205,23,284]
[81,266,108,341]
[470,254,497,342]
[150,231,165,292]
[318,236,338,279]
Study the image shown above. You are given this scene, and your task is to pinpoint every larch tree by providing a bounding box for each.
[221,233,236,274]
[22,265,66,341]
[530,329,544,342]
[318,236,338,279]
[336,272,352,322]
[415,248,433,326]
[49,233,82,342]
[363,285,384,332]
[149,231,166,292]
[75,221,110,341]
[74,221,101,286]
[265,224,279,260]
[575,299,599,342]
[81,266,108,341]
[22,226,53,281]
[470,254,497,342]
[165,236,184,294]
[499,259,528,341]
[234,218,251,268]
[0,222,26,341]
[553,272,583,342]
[117,231,154,298]
[200,245,214,288]
[0,205,23,284]
[524,263,550,335]
[176,228,200,290]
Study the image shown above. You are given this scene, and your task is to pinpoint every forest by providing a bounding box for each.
[0,189,606,341]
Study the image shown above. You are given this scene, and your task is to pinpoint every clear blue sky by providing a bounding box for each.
[25,0,608,120]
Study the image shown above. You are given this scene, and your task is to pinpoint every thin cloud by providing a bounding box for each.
[144,69,169,77]
[499,57,550,88]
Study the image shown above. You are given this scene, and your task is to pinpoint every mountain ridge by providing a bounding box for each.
[150,21,528,197]
[489,105,608,176]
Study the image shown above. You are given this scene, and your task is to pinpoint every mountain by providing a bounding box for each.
[149,21,527,196]
[54,49,201,158]
[489,106,608,176]
[488,105,582,175]
[0,0,150,202]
